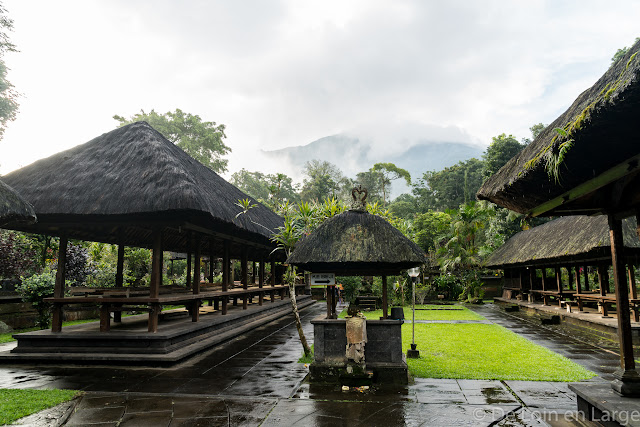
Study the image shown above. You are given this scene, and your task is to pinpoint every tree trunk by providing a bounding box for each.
[288,268,312,357]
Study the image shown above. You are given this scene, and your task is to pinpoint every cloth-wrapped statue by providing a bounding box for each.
[345,306,367,364]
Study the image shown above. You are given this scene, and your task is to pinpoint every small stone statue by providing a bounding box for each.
[345,305,367,364]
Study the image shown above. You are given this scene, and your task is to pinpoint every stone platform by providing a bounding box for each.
[494,297,640,345]
[570,382,640,426]
[1,295,314,365]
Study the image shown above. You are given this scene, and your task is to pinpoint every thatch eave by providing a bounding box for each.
[484,216,640,269]
[0,178,36,226]
[477,39,640,216]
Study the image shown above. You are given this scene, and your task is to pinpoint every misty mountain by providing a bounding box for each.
[262,133,484,198]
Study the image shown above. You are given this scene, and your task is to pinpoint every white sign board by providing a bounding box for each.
[310,273,336,287]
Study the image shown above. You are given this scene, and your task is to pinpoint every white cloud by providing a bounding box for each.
[0,0,638,179]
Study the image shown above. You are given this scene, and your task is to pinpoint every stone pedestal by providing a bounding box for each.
[310,316,407,385]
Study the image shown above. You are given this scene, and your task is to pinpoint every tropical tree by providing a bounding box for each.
[299,160,347,202]
[611,37,640,66]
[482,134,524,180]
[113,109,230,173]
[371,162,411,206]
[230,169,299,210]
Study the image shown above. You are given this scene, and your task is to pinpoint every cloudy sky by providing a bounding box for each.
[0,0,638,180]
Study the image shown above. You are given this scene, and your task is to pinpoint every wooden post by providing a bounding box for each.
[186,234,192,289]
[258,259,265,306]
[208,240,215,283]
[575,266,582,294]
[148,229,162,332]
[114,240,125,323]
[222,240,230,315]
[52,235,68,333]
[241,248,248,310]
[608,215,640,396]
[629,265,639,322]
[382,275,388,319]
[192,237,201,322]
[529,268,535,302]
[583,265,589,291]
[541,268,547,291]
[326,285,332,319]
[271,261,276,302]
[555,267,562,293]
[598,264,608,296]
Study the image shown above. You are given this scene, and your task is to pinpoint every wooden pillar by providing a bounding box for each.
[208,240,215,283]
[258,259,265,306]
[584,265,590,291]
[608,215,640,396]
[629,264,638,322]
[382,275,388,319]
[241,248,248,309]
[114,240,125,323]
[186,234,192,288]
[270,261,276,302]
[192,237,201,322]
[148,229,162,332]
[52,235,68,332]
[541,268,547,291]
[575,266,582,294]
[326,285,332,319]
[222,240,230,315]
[598,264,608,296]
[555,267,562,292]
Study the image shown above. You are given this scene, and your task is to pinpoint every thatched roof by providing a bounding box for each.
[478,39,640,216]
[2,122,283,259]
[0,178,36,226]
[286,209,426,275]
[484,216,640,268]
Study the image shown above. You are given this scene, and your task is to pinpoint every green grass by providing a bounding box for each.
[297,345,314,364]
[339,304,485,321]
[402,323,596,381]
[0,389,79,425]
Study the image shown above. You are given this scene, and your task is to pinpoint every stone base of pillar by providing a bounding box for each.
[611,369,640,396]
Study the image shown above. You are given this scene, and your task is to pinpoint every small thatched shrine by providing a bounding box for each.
[287,188,425,384]
[0,178,36,226]
[0,122,312,364]
[477,39,640,405]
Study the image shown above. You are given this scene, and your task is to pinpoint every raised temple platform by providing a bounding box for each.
[0,295,315,366]
[494,297,640,345]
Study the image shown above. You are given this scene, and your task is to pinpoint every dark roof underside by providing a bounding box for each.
[2,122,284,259]
[477,39,640,217]
[287,210,426,275]
[484,216,640,268]
[0,178,36,226]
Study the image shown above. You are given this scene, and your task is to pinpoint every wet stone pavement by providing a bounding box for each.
[3,302,619,426]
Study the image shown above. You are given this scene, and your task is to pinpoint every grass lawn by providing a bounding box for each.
[0,389,79,425]
[402,323,596,381]
[339,304,484,321]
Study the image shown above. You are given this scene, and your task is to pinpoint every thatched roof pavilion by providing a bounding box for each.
[2,121,283,260]
[0,178,36,226]
[287,209,426,276]
[485,216,640,269]
[478,39,640,218]
[476,39,640,397]
[2,121,287,333]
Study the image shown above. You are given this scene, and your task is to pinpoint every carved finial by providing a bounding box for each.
[351,185,368,211]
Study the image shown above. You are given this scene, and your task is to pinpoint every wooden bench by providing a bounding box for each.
[529,289,576,306]
[45,283,305,332]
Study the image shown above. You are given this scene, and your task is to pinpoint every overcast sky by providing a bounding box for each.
[0,0,638,180]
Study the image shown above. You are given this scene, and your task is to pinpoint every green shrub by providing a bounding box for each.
[17,269,56,327]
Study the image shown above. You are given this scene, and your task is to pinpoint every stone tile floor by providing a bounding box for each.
[4,302,622,426]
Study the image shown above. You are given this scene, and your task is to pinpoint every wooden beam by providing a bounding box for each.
[556,267,562,292]
[527,153,640,218]
[258,259,265,306]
